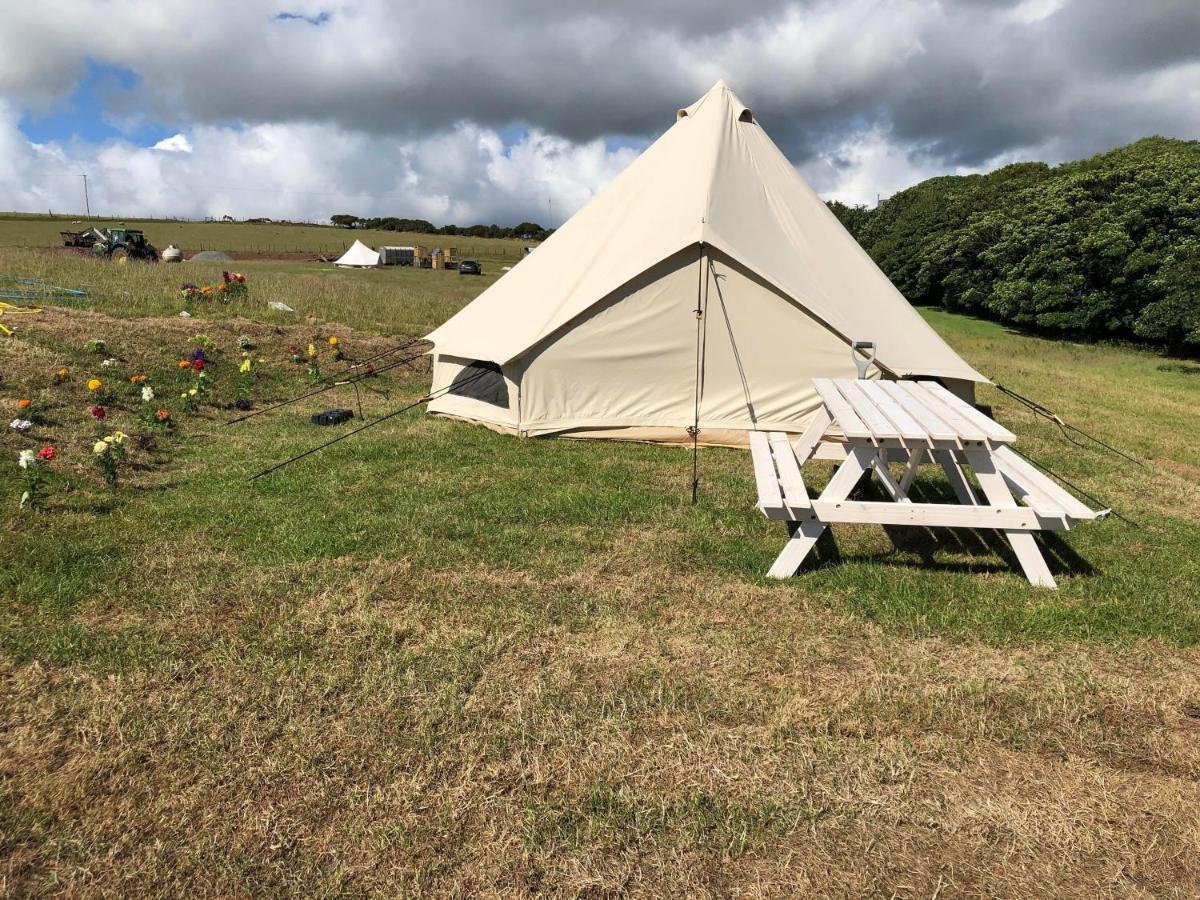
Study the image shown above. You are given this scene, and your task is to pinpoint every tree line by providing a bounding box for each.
[829,136,1200,352]
[330,215,552,241]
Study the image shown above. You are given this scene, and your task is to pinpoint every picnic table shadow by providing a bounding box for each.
[796,476,1096,580]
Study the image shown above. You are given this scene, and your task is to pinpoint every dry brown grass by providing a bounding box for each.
[4,551,1200,897]
[3,284,1200,896]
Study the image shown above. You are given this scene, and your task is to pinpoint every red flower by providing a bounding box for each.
[38,446,55,461]
[90,405,107,420]
[192,358,205,371]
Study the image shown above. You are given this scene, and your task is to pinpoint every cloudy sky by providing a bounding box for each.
[3,0,1198,225]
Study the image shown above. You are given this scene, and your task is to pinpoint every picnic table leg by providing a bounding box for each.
[933,449,978,505]
[963,449,1057,589]
[791,407,831,466]
[766,446,875,578]
[897,447,925,498]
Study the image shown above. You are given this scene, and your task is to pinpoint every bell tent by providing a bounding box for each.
[424,81,985,445]
[334,239,380,268]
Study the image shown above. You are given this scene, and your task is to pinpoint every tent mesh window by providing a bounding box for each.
[449,361,509,408]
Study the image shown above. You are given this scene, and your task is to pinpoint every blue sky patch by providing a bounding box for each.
[275,11,331,26]
[19,60,173,148]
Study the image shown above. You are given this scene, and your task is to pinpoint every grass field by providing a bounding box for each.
[2,242,1199,896]
[0,211,532,263]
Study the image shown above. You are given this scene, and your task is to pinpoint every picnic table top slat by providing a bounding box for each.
[893,380,988,442]
[875,380,959,442]
[811,378,873,440]
[917,380,1016,444]
[837,380,902,441]
[856,380,929,442]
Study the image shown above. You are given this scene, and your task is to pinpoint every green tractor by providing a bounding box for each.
[92,227,159,264]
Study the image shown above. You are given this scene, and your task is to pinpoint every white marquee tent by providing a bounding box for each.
[334,239,380,268]
[424,82,985,445]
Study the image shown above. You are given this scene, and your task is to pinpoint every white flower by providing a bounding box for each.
[9,418,32,432]
[141,386,155,402]
[101,358,118,368]
[18,449,35,468]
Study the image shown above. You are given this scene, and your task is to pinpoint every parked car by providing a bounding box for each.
[458,259,483,276]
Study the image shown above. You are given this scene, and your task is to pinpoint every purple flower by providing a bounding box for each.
[189,348,207,363]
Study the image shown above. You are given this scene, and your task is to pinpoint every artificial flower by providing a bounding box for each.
[188,388,198,396]
[56,367,69,378]
[9,419,32,432]
[141,386,155,402]
[112,431,127,444]
[101,358,118,368]
[328,336,339,347]
[130,374,147,384]
[18,449,35,469]
[155,409,170,421]
[239,358,251,374]
[17,398,31,409]
[307,343,316,358]
[90,405,107,420]
[38,446,55,461]
[87,379,102,391]
[178,359,191,369]
[92,440,108,455]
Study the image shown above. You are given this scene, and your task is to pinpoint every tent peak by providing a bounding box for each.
[678,80,753,123]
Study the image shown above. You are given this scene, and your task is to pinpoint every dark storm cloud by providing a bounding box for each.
[3,0,1199,182]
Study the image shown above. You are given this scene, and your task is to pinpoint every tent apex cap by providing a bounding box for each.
[678,80,753,122]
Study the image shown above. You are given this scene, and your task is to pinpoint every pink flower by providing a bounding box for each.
[90,405,107,420]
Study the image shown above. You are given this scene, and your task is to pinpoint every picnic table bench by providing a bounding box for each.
[749,377,1107,588]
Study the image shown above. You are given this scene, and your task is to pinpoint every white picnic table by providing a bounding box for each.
[749,377,1107,588]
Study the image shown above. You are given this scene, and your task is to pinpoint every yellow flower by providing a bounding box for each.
[112,431,127,444]
[92,440,109,455]
[239,358,251,373]
[87,378,102,391]
[306,343,316,358]
[328,336,339,347]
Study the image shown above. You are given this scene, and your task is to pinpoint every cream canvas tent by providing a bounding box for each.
[425,81,985,445]
[334,239,380,268]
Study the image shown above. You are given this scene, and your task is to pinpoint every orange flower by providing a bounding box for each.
[87,379,102,392]
[130,374,147,384]
[155,408,170,421]
[17,398,31,408]
[178,359,191,369]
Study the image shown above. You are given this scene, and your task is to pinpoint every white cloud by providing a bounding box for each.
[799,129,976,207]
[1,1,1198,222]
[151,133,192,153]
[0,104,637,225]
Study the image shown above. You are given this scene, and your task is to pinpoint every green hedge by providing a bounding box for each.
[829,137,1200,352]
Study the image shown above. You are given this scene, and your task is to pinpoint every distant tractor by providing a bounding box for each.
[63,226,159,263]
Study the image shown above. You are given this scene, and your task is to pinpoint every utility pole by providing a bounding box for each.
[80,172,91,218]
